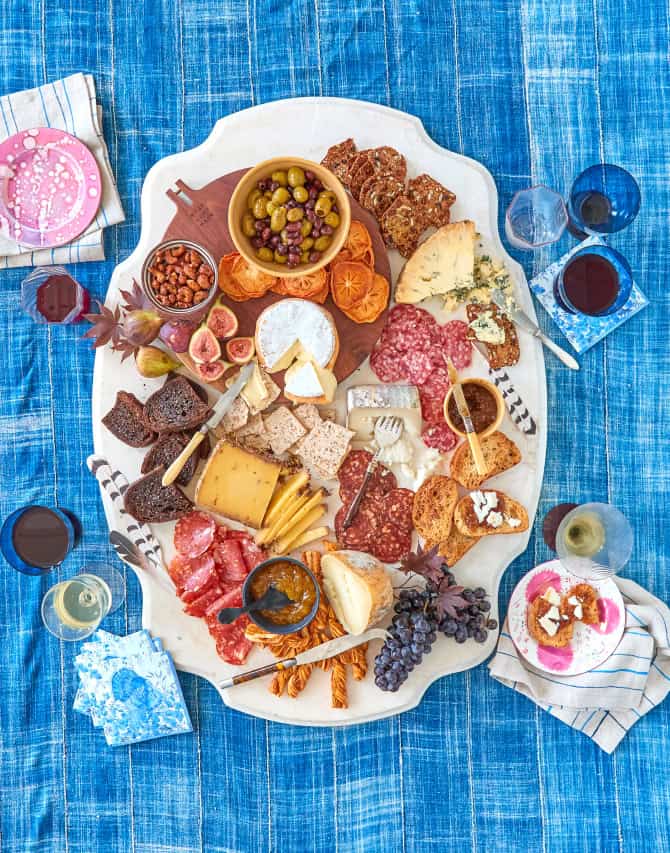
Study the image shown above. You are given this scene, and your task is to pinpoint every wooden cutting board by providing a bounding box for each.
[161,169,392,395]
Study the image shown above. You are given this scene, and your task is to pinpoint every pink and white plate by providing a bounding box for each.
[0,127,101,248]
[508,559,625,676]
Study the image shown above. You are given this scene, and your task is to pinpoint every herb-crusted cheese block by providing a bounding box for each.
[195,439,281,528]
[394,220,477,305]
[255,299,339,373]
[321,550,393,634]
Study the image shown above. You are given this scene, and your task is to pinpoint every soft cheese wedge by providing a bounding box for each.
[321,550,393,635]
[284,358,337,404]
[395,220,477,304]
[255,299,339,373]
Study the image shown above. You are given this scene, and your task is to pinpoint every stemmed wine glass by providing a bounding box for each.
[41,563,126,641]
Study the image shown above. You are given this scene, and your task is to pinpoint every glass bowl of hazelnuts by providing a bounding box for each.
[141,239,218,316]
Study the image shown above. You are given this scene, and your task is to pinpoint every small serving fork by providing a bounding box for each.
[342,415,404,530]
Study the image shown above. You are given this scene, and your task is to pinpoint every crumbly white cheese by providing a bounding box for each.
[506,516,522,529]
[543,587,561,607]
[256,299,336,370]
[568,595,583,620]
[375,434,414,466]
[487,511,504,529]
[471,490,499,524]
[468,310,506,345]
[538,605,561,637]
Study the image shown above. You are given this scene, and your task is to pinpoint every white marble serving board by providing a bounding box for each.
[92,98,547,726]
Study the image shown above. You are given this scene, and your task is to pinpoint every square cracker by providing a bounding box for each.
[297,420,354,480]
[292,403,322,431]
[220,396,249,433]
[263,406,307,456]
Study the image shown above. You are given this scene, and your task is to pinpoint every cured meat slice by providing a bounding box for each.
[422,422,458,453]
[181,573,220,604]
[359,173,405,219]
[382,489,415,531]
[373,524,412,564]
[216,623,253,665]
[420,366,451,401]
[334,503,379,549]
[182,553,217,594]
[338,451,397,498]
[174,511,216,558]
[419,391,445,425]
[380,324,432,355]
[386,304,435,330]
[213,539,249,584]
[184,584,225,617]
[167,555,192,591]
[441,320,472,369]
[370,346,406,383]
[401,349,433,385]
[240,537,266,572]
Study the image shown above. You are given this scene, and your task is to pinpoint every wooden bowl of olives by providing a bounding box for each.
[227,156,351,279]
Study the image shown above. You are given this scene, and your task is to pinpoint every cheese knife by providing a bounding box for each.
[445,357,487,476]
[161,361,255,487]
[491,290,580,371]
[218,628,389,689]
[470,340,537,436]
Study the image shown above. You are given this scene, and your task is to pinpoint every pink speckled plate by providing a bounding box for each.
[0,127,101,248]
[508,559,625,676]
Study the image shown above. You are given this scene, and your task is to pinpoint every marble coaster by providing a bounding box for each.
[529,236,648,354]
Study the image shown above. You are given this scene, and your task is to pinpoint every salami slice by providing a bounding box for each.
[239,537,266,572]
[167,555,192,591]
[338,451,397,498]
[419,392,445,425]
[380,325,432,355]
[216,623,253,665]
[386,304,435,330]
[213,538,249,584]
[420,366,451,401]
[383,489,415,531]
[184,584,225,617]
[334,503,379,549]
[182,553,217,594]
[373,524,412,564]
[422,422,458,453]
[401,349,434,385]
[441,321,472,369]
[181,573,220,604]
[370,346,406,383]
[174,511,216,558]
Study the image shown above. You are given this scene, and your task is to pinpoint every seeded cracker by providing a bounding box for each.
[321,138,357,185]
[379,195,424,258]
[234,413,271,452]
[348,152,377,200]
[407,173,456,228]
[359,173,405,220]
[292,403,322,431]
[220,396,249,433]
[297,420,354,480]
[263,406,307,456]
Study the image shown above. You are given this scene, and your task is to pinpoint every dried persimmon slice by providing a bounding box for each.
[231,256,276,296]
[330,261,374,311]
[346,272,389,323]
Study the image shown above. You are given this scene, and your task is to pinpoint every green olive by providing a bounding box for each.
[324,212,340,228]
[292,185,309,203]
[274,251,288,264]
[314,235,332,252]
[300,251,310,264]
[280,228,290,243]
[271,187,291,206]
[300,220,312,237]
[264,190,273,199]
[253,197,268,219]
[287,166,306,187]
[301,237,315,251]
[315,196,332,217]
[321,190,337,203]
[257,247,274,262]
[247,188,262,210]
[266,200,278,215]
[271,170,288,187]
[270,208,287,232]
[286,207,304,222]
[241,213,256,237]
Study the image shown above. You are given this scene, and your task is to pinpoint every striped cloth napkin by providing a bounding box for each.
[489,577,670,753]
[0,73,124,267]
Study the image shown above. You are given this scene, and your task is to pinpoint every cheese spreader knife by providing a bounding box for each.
[491,289,579,371]
[470,340,537,436]
[161,361,255,487]
[445,357,487,476]
[218,628,389,689]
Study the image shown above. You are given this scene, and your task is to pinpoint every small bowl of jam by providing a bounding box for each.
[444,377,504,438]
[242,556,320,634]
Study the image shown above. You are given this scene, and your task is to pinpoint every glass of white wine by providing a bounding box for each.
[41,563,126,641]
[556,503,633,580]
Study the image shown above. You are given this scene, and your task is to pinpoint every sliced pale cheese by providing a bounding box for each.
[263,471,309,526]
[195,440,281,529]
[346,384,422,441]
[287,526,329,551]
[255,299,338,372]
[395,220,476,304]
[256,491,310,545]
[320,550,394,635]
[273,505,326,554]
[239,361,269,409]
[273,489,324,541]
[284,358,337,403]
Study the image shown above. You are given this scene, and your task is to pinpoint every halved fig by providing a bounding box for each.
[194,360,230,382]
[226,336,255,364]
[206,301,239,339]
[188,326,222,364]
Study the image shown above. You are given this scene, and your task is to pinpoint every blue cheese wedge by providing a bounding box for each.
[347,384,421,441]
[395,220,476,304]
[468,310,506,345]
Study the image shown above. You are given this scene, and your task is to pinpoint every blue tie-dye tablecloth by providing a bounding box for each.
[1,2,668,851]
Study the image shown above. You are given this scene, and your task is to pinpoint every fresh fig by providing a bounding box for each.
[193,360,230,382]
[122,309,163,346]
[135,345,181,378]
[226,336,255,364]
[159,319,197,353]
[206,301,238,339]
[188,325,222,364]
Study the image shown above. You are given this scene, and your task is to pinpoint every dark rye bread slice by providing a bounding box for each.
[143,375,211,434]
[102,391,156,448]
[140,431,210,487]
[124,467,193,524]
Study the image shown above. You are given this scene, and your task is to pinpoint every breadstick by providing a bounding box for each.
[270,670,290,697]
[330,659,348,709]
[287,664,313,698]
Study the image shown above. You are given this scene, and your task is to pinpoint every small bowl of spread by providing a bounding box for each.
[443,377,504,438]
[242,556,320,634]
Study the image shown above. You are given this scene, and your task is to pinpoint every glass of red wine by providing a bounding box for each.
[1,505,78,575]
[555,245,633,317]
[568,164,640,238]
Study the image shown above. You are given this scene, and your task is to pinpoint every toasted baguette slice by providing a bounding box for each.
[527,596,574,648]
[453,490,529,537]
[429,527,479,568]
[411,476,459,544]
[564,584,600,625]
[450,431,521,490]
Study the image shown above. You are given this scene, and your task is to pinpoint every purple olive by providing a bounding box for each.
[270,180,279,191]
[251,236,263,248]
[258,179,268,192]
[276,244,288,255]
[293,235,304,246]
[321,224,333,236]
[309,187,318,200]
[270,235,280,247]
[254,220,265,232]
[309,251,321,263]
[332,204,339,214]
[261,227,271,241]
[286,199,297,209]
[313,216,323,229]
[305,170,315,181]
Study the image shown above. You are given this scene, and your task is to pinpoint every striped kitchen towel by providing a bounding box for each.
[489,577,670,753]
[0,73,124,266]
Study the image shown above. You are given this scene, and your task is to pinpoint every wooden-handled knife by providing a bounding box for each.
[445,357,487,476]
[161,361,255,487]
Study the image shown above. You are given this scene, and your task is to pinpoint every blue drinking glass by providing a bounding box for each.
[568,164,641,236]
[1,505,77,576]
[555,245,633,317]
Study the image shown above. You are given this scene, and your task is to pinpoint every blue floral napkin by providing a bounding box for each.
[74,629,192,746]
[529,236,648,354]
